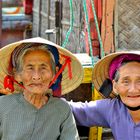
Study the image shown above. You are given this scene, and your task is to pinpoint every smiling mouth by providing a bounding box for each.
[127,95,140,98]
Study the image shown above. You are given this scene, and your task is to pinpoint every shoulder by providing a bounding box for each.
[50,96,70,108]
[49,96,71,114]
[47,97,74,121]
[0,93,20,102]
[97,98,126,116]
[0,93,21,110]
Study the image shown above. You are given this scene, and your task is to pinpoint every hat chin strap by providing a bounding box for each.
[124,104,140,111]
[4,75,25,92]
[118,96,140,111]
[4,55,72,95]
[48,55,72,88]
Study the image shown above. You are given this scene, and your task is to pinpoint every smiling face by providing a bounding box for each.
[113,62,140,107]
[17,49,55,96]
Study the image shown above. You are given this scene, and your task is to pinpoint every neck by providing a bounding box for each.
[128,109,140,124]
[23,93,48,109]
[118,96,140,123]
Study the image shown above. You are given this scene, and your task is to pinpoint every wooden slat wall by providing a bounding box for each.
[32,0,42,37]
[32,0,85,53]
[114,0,118,50]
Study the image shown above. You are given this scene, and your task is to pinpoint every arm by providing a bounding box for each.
[68,100,110,127]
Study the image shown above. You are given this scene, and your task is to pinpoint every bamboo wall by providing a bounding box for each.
[117,0,140,50]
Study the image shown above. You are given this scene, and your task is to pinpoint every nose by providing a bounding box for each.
[32,70,41,81]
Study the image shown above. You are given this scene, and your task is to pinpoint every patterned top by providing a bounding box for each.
[70,98,140,140]
[0,93,79,140]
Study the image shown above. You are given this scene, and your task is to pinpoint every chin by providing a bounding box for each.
[125,102,140,108]
[25,89,42,95]
[123,97,140,105]
[32,91,44,95]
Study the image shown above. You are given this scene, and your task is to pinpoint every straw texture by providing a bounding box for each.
[92,51,140,98]
[0,37,84,95]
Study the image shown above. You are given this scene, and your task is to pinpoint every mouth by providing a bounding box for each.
[28,83,43,87]
[127,95,140,98]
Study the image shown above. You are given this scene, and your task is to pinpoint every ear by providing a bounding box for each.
[52,66,59,80]
[55,66,59,73]
[112,80,118,94]
[15,74,22,82]
[14,69,22,83]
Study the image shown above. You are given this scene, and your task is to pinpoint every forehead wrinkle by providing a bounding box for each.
[24,62,50,67]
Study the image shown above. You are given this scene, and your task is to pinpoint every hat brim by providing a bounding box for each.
[92,51,140,98]
[0,37,84,95]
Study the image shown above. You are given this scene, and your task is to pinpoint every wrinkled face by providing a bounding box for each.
[18,50,54,95]
[113,62,140,107]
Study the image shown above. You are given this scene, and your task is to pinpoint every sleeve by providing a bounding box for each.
[59,105,80,140]
[68,99,111,127]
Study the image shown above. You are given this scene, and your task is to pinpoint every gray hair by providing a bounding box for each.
[114,60,140,82]
[15,45,56,75]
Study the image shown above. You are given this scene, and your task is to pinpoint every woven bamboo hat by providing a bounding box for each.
[0,37,84,96]
[92,51,140,98]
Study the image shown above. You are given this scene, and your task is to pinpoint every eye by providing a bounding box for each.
[123,80,129,83]
[137,79,140,84]
[42,67,47,70]
[25,66,33,71]
[40,64,51,71]
[27,67,33,70]
[121,79,130,86]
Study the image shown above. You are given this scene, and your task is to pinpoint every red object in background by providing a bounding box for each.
[23,0,33,15]
[85,0,102,57]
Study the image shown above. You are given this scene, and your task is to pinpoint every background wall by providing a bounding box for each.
[117,0,140,50]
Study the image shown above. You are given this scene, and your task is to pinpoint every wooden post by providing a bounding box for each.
[88,88,102,140]
[47,0,51,40]
[36,0,42,36]
[55,0,62,45]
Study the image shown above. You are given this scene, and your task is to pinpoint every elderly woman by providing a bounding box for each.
[69,51,140,140]
[0,37,83,140]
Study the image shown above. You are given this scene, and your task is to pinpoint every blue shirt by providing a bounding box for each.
[0,93,79,140]
[69,98,140,140]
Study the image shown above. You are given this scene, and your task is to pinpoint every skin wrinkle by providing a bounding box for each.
[16,49,55,109]
[112,61,140,123]
[16,45,56,75]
